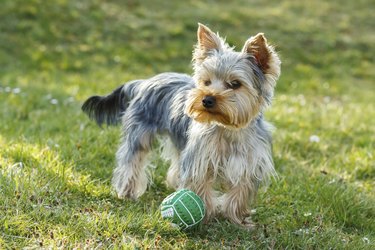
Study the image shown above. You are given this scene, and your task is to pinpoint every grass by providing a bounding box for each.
[1,0,374,248]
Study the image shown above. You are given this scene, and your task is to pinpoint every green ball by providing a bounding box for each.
[160,189,206,229]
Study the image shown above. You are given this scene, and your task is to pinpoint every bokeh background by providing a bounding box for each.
[1,0,374,248]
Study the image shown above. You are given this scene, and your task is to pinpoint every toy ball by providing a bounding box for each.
[160,189,205,229]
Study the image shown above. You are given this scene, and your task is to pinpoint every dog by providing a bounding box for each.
[82,24,281,228]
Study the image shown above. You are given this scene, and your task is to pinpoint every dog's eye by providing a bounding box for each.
[228,80,241,89]
[204,80,211,86]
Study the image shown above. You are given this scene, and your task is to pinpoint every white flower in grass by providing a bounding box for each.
[303,212,312,217]
[50,99,58,105]
[294,228,310,235]
[309,135,320,143]
[362,237,370,244]
[13,88,21,94]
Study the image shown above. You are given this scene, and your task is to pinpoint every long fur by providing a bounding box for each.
[82,85,126,126]
[82,24,281,228]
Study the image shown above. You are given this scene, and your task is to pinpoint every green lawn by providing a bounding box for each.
[1,0,374,248]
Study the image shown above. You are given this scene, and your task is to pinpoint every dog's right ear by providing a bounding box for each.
[242,33,281,81]
[193,23,224,63]
[197,24,221,52]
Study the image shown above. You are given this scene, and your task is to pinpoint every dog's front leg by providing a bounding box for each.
[221,181,257,229]
[179,151,217,222]
[181,172,217,222]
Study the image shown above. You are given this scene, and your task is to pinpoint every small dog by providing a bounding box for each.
[82,24,280,228]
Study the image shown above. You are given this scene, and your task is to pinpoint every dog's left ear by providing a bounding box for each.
[242,33,280,79]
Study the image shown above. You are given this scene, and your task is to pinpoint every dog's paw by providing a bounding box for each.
[112,172,146,200]
[241,217,256,231]
[116,188,137,200]
[113,178,137,200]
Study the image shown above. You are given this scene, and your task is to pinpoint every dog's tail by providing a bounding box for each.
[82,83,136,126]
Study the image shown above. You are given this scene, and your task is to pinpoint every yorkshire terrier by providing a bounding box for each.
[82,24,281,228]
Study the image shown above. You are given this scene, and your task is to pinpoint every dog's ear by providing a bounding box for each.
[193,23,224,63]
[243,33,281,104]
[197,24,221,52]
[242,33,280,78]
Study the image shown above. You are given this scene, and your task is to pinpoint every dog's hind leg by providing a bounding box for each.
[112,128,154,199]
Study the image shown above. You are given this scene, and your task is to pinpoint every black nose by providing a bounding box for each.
[202,95,216,108]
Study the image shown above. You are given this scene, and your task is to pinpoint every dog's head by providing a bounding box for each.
[185,24,281,129]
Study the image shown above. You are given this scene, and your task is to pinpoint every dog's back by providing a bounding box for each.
[82,73,192,124]
[82,72,194,149]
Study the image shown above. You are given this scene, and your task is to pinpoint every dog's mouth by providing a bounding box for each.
[190,109,230,124]
[191,110,246,129]
[205,109,221,115]
[185,100,238,128]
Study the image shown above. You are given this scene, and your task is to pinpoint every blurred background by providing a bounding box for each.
[1,0,373,93]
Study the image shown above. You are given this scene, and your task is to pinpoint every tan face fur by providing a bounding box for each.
[185,24,281,129]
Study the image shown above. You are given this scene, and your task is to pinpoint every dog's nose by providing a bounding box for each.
[202,95,216,108]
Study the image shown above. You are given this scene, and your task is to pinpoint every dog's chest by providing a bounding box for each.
[190,124,250,168]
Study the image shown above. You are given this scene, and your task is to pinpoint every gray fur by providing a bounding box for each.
[120,73,193,151]
[81,24,280,228]
[83,71,274,185]
[83,71,272,155]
